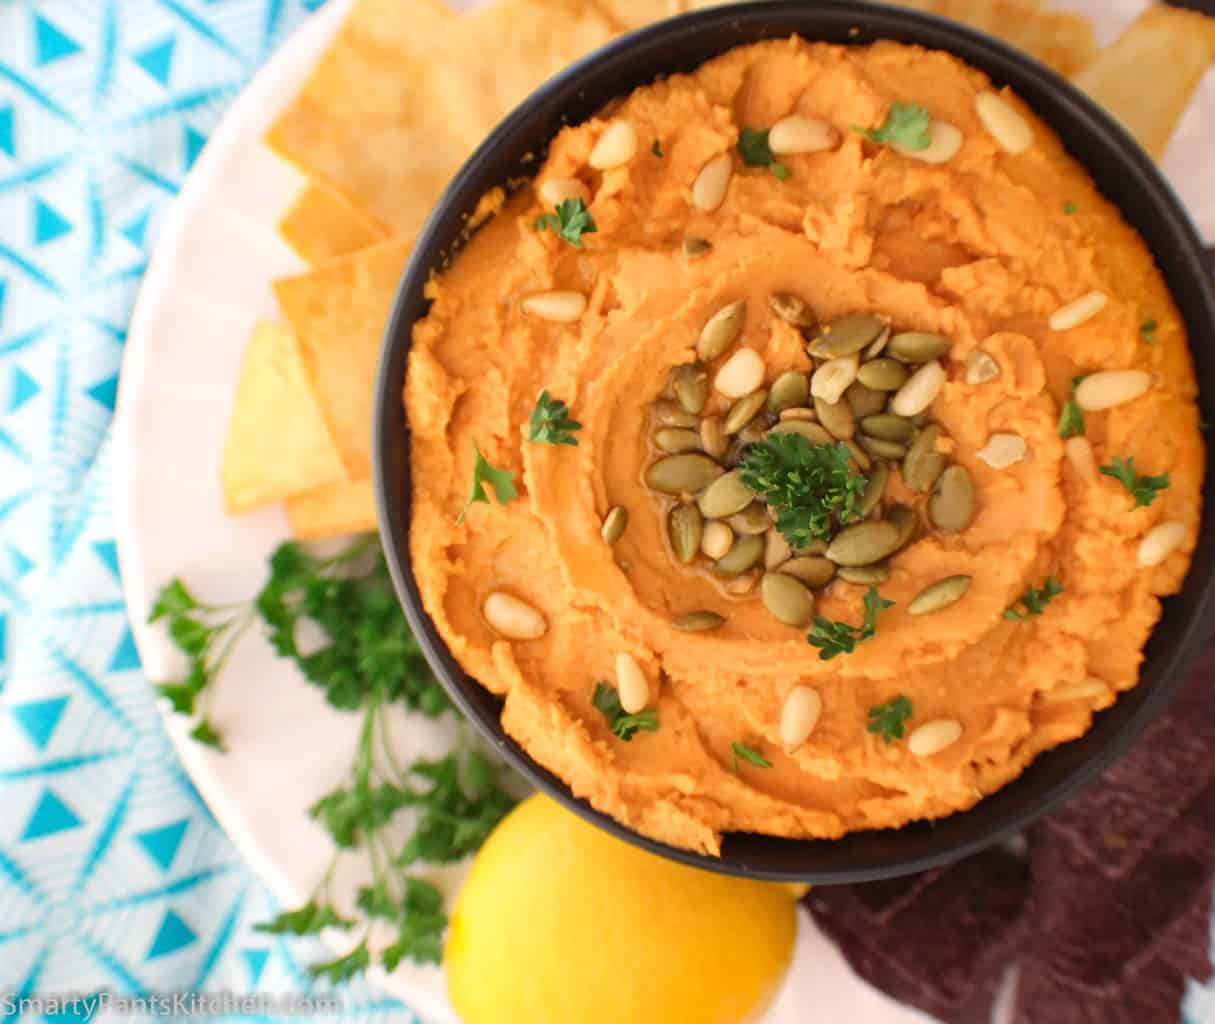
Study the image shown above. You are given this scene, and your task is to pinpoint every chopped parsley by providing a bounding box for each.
[1140,318,1158,344]
[736,127,790,179]
[731,742,772,771]
[1057,375,1088,439]
[457,442,517,524]
[592,682,659,741]
[1004,576,1063,621]
[1063,200,1078,215]
[867,695,913,745]
[651,138,663,157]
[527,390,581,446]
[1100,455,1170,507]
[808,586,894,661]
[739,435,866,550]
[533,197,597,248]
[852,102,931,151]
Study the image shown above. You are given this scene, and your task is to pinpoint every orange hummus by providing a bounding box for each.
[405,38,1204,855]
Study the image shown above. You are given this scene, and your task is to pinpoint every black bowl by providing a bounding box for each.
[375,1,1215,882]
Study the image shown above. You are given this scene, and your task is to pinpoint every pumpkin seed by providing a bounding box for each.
[672,610,726,631]
[764,528,792,569]
[908,719,962,757]
[856,357,909,391]
[825,520,901,566]
[724,390,768,434]
[715,533,764,575]
[701,521,735,560]
[780,686,822,750]
[601,506,628,544]
[810,354,860,404]
[723,439,746,467]
[888,331,950,363]
[859,461,889,517]
[668,503,704,563]
[767,371,810,413]
[672,363,709,414]
[929,465,976,533]
[483,591,547,640]
[728,502,771,535]
[843,439,872,472]
[908,575,972,615]
[965,350,1000,385]
[682,238,712,261]
[803,538,829,555]
[738,416,770,446]
[779,406,817,422]
[857,435,907,460]
[696,300,746,362]
[810,314,886,358]
[768,419,834,445]
[887,503,918,551]
[646,453,723,494]
[814,395,856,440]
[698,470,755,519]
[902,424,946,492]
[651,399,698,428]
[654,427,702,453]
[780,556,835,588]
[859,413,915,442]
[769,292,817,328]
[725,573,759,596]
[838,563,890,584]
[865,323,892,358]
[700,416,728,459]
[761,572,816,627]
[845,381,887,418]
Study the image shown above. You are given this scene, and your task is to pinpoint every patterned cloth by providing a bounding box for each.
[0,3,415,1020]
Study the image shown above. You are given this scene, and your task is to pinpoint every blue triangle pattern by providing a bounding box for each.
[33,14,83,67]
[33,197,72,246]
[85,374,118,411]
[9,544,33,577]
[184,127,207,172]
[8,366,39,413]
[241,948,270,987]
[146,910,197,960]
[11,696,69,750]
[0,106,13,159]
[22,789,83,840]
[107,628,141,673]
[134,819,188,872]
[120,210,151,250]
[92,540,120,580]
[133,37,176,88]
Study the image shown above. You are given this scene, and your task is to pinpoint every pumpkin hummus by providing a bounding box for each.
[405,38,1203,856]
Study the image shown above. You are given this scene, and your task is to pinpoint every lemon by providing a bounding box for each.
[445,794,797,1024]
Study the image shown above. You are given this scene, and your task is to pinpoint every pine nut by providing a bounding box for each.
[1064,436,1098,482]
[1049,290,1108,331]
[908,718,963,757]
[589,120,638,169]
[714,348,765,398]
[768,115,839,154]
[615,651,650,713]
[965,350,1000,385]
[890,359,945,416]
[810,354,860,404]
[1137,521,1186,568]
[701,521,735,560]
[1046,677,1110,703]
[976,432,1027,469]
[692,153,733,212]
[539,177,590,206]
[522,290,586,323]
[975,92,1033,154]
[1074,369,1151,411]
[483,591,547,640]
[895,121,962,164]
[780,686,822,751]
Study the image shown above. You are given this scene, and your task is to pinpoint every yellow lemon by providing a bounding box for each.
[445,794,797,1024]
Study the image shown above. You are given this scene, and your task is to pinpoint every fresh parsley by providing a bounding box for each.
[736,127,790,179]
[457,442,517,524]
[1063,200,1078,215]
[731,742,772,772]
[853,102,931,151]
[592,682,659,741]
[1057,375,1087,439]
[808,585,894,661]
[651,138,663,157]
[527,390,582,446]
[1140,318,1158,344]
[1100,455,1170,507]
[867,695,913,744]
[1004,576,1063,621]
[740,434,866,550]
[533,197,597,248]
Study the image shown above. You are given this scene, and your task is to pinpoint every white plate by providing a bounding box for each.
[111,2,1214,1022]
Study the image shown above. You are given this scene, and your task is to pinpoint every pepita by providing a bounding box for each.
[780,686,822,750]
[761,572,816,627]
[716,533,764,575]
[668,503,704,563]
[887,503,918,552]
[769,292,817,328]
[865,323,892,359]
[646,453,723,494]
[857,434,907,460]
[929,465,976,533]
[845,381,888,418]
[843,439,872,472]
[856,357,909,391]
[859,413,915,442]
[650,399,699,427]
[700,416,728,459]
[701,521,735,560]
[810,314,886,358]
[483,591,548,640]
[907,718,963,756]
[698,470,755,519]
[965,350,1001,385]
[672,363,709,414]
[810,354,860,404]
[696,299,746,362]
[767,371,810,413]
[888,331,950,364]
[654,427,702,453]
[724,390,768,434]
[780,556,836,588]
[838,563,891,584]
[672,610,726,632]
[715,348,766,398]
[768,419,834,445]
[601,506,628,545]
[737,415,770,445]
[727,502,772,535]
[908,575,972,615]
[890,359,946,417]
[814,395,856,440]
[902,424,946,493]
[859,461,889,517]
[682,237,713,261]
[825,520,901,567]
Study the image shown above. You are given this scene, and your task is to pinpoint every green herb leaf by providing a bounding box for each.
[867,695,913,744]
[740,435,866,550]
[189,718,225,752]
[1100,455,1170,508]
[807,585,894,660]
[853,102,931,151]
[457,442,517,524]
[731,742,772,772]
[1140,318,1158,343]
[592,682,660,741]
[527,390,582,446]
[149,579,200,622]
[1057,399,1085,439]
[651,138,663,157]
[736,128,789,179]
[256,901,354,936]
[1004,576,1063,621]
[1063,200,1078,215]
[534,197,597,248]
[308,942,371,985]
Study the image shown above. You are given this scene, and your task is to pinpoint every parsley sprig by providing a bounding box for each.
[1100,456,1170,507]
[1140,319,1158,344]
[808,585,894,661]
[853,102,931,151]
[731,742,772,771]
[534,197,597,248]
[592,682,659,741]
[1057,375,1087,439]
[740,435,866,550]
[1004,576,1063,621]
[457,442,517,524]
[528,390,582,446]
[867,695,913,744]
[737,128,790,180]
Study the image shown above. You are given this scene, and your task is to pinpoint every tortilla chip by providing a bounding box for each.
[273,237,412,480]
[221,321,348,514]
[286,478,378,539]
[1070,5,1215,161]
[279,182,387,264]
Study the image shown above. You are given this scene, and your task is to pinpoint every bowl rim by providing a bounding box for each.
[374,0,1215,882]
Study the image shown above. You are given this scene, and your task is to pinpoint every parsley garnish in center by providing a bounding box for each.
[731,742,772,771]
[1057,375,1088,439]
[527,390,582,446]
[808,585,894,661]
[867,695,913,744]
[457,442,517,524]
[592,682,659,741]
[739,435,866,550]
[1004,576,1063,621]
[736,127,790,180]
[534,197,597,248]
[852,102,932,151]
[1100,455,1170,507]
